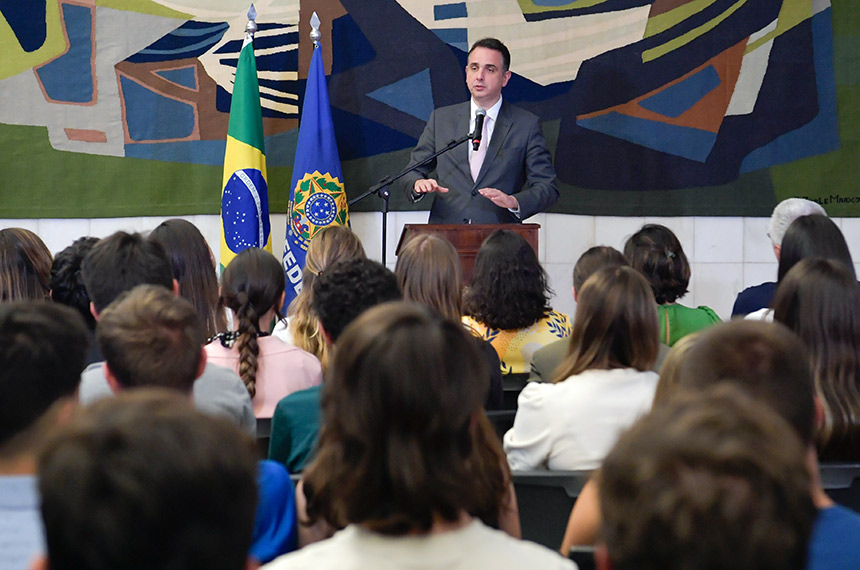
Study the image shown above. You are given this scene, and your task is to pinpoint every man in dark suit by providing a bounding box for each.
[402,38,558,224]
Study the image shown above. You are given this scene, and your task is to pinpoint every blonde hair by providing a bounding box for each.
[288,227,364,370]
[653,332,701,408]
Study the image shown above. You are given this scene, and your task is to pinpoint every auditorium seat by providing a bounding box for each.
[512,469,592,549]
[820,462,860,512]
[568,546,596,570]
[486,409,516,440]
[502,373,529,410]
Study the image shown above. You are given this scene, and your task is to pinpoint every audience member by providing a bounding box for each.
[747,214,854,321]
[773,258,860,461]
[0,302,88,570]
[529,245,669,382]
[34,391,258,570]
[0,227,52,302]
[77,231,255,433]
[265,303,572,570]
[49,236,101,364]
[732,198,826,316]
[268,257,400,473]
[559,331,704,552]
[274,226,365,371]
[504,265,659,470]
[207,248,322,418]
[676,320,860,570]
[624,223,720,346]
[149,218,226,339]
[395,233,503,409]
[598,386,816,570]
[464,229,572,374]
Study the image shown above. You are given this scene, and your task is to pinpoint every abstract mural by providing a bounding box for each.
[0,0,856,217]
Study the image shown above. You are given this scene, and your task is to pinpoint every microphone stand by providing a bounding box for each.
[348,132,472,265]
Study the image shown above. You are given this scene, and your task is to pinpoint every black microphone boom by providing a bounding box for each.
[472,108,486,151]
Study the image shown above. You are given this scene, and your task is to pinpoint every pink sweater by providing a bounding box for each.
[205,336,322,418]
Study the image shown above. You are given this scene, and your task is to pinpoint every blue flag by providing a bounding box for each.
[283,42,349,311]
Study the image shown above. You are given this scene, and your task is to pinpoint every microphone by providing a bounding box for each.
[472,108,486,151]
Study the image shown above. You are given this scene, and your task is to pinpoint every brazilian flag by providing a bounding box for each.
[219,27,271,272]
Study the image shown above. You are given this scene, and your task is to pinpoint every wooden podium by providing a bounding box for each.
[396,224,540,282]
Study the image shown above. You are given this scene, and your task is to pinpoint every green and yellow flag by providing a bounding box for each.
[219,9,271,272]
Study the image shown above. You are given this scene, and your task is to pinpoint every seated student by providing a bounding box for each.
[268,258,401,474]
[0,227,52,302]
[50,236,101,364]
[206,248,322,418]
[624,224,720,346]
[273,225,365,370]
[34,391,259,570]
[463,230,571,374]
[264,303,573,570]
[732,198,827,316]
[0,302,89,570]
[78,231,255,433]
[395,233,503,409]
[504,266,659,471]
[773,258,860,461]
[747,214,854,321]
[598,386,816,570]
[97,284,299,563]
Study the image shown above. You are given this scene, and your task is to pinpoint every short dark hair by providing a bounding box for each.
[38,390,258,570]
[50,236,100,330]
[624,224,690,304]
[469,37,511,71]
[572,246,628,292]
[464,229,551,330]
[311,257,401,342]
[304,302,503,535]
[676,320,816,444]
[81,231,174,313]
[600,385,816,570]
[98,285,203,392]
[0,302,88,452]
[777,214,853,282]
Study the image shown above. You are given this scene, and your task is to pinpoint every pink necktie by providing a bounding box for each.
[470,117,489,182]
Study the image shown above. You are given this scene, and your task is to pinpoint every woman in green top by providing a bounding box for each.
[624,224,720,346]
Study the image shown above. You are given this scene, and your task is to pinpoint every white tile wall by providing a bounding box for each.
[6,214,856,322]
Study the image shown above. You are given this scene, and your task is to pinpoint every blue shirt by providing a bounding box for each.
[808,505,860,570]
[0,475,43,570]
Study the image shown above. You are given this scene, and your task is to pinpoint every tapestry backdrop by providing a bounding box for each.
[1,0,857,218]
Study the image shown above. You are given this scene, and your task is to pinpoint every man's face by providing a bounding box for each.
[465,46,511,108]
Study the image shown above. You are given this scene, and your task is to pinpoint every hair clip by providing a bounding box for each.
[666,250,676,260]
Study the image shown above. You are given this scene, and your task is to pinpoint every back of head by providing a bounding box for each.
[572,246,628,292]
[395,233,463,321]
[0,227,52,302]
[599,385,816,570]
[768,198,827,247]
[305,302,490,534]
[288,226,365,366]
[555,265,658,380]
[220,248,286,397]
[311,257,401,342]
[0,302,88,453]
[464,229,551,330]
[777,215,853,282]
[50,236,99,331]
[623,224,689,304]
[97,285,203,393]
[773,258,860,458]
[676,320,815,444]
[81,231,174,313]
[37,390,258,570]
[149,219,223,339]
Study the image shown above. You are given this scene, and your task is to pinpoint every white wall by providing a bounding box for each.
[6,213,860,321]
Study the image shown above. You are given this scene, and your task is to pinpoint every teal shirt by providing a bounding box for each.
[657,303,721,347]
[268,385,322,473]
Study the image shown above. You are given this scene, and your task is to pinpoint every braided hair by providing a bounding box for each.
[218,248,285,398]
